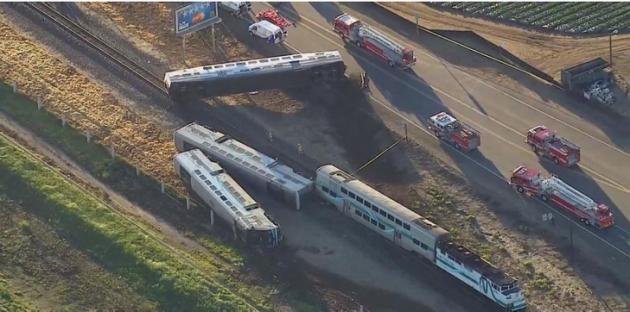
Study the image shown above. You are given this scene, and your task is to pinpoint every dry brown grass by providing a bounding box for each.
[0,18,179,187]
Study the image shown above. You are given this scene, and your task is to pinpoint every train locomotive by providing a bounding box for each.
[164,51,346,99]
[174,149,282,248]
[315,164,527,311]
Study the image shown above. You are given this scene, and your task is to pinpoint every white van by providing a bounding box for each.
[248,20,285,44]
[219,2,251,16]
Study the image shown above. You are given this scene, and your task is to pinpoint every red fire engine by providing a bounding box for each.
[427,112,480,152]
[255,9,293,34]
[333,13,416,69]
[526,126,580,167]
[510,165,614,229]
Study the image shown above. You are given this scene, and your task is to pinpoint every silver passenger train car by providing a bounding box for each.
[315,164,527,311]
[164,51,346,99]
[174,123,313,210]
[174,149,282,248]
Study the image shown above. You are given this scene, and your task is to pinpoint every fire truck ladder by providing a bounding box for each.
[359,26,403,55]
[543,177,597,211]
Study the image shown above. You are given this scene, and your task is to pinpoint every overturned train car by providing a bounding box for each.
[164,51,346,99]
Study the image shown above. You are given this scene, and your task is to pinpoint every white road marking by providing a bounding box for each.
[264,3,630,259]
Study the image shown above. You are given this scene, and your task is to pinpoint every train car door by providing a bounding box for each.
[393,230,402,246]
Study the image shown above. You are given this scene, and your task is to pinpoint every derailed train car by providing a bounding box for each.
[174,123,313,210]
[174,149,282,247]
[164,51,346,99]
[315,164,527,311]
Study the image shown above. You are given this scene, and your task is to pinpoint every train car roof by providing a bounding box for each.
[175,149,276,230]
[318,165,449,238]
[176,123,312,194]
[164,51,343,85]
[439,240,516,286]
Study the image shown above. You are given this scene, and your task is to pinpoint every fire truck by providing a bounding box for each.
[255,9,294,34]
[427,112,480,152]
[526,126,580,167]
[510,165,614,229]
[333,13,416,69]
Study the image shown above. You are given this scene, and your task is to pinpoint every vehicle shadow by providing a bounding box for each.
[343,39,503,180]
[309,2,343,23]
[342,2,630,151]
[268,2,301,23]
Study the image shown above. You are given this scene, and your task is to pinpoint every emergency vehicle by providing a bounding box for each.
[427,112,480,152]
[510,165,614,229]
[526,126,580,167]
[333,13,416,69]
[255,9,294,34]
[249,20,285,44]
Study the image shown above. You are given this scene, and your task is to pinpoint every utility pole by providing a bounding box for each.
[609,29,618,68]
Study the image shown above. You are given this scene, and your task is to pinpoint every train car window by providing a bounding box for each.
[379,209,387,217]
[330,192,337,198]
[372,205,378,212]
[395,219,403,226]
[403,223,411,231]
[194,169,202,175]
[371,219,377,226]
[322,186,330,193]
[220,196,227,201]
[355,209,362,216]
[421,243,428,250]
[341,187,348,195]
[236,62,246,65]
[364,201,371,208]
[209,185,217,191]
[349,192,356,199]
[387,213,394,221]
[413,238,420,245]
[356,196,364,204]
[199,174,207,181]
[378,223,385,230]
[362,214,369,222]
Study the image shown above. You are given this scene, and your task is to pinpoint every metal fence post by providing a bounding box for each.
[61,115,67,127]
[135,166,140,176]
[161,182,165,194]
[12,81,16,93]
[110,146,115,159]
[186,196,190,210]
[297,143,303,155]
[37,96,42,110]
[85,131,91,143]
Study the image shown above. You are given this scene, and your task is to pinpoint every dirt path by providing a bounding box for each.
[380,3,630,82]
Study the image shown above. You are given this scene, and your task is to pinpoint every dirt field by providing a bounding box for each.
[380,2,630,82]
[0,2,624,311]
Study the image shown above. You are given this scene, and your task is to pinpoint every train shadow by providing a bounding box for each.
[342,2,630,151]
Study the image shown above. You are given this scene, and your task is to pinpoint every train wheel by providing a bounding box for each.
[553,158,560,165]
[516,186,524,193]
[540,194,549,202]
[355,40,362,48]
[388,60,395,67]
[583,219,591,226]
[454,143,461,150]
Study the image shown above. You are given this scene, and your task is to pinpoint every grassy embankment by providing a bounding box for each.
[0,122,257,311]
[0,83,326,311]
[0,274,33,312]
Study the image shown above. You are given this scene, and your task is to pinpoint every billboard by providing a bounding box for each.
[175,2,221,36]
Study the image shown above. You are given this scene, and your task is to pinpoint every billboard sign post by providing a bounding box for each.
[175,2,221,36]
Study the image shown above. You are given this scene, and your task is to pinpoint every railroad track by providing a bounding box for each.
[24,2,167,96]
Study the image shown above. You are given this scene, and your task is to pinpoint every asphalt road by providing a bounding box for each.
[245,2,630,279]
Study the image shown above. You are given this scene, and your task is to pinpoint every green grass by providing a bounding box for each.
[0,134,256,311]
[0,275,34,312]
[435,2,630,34]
